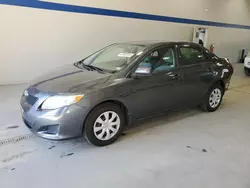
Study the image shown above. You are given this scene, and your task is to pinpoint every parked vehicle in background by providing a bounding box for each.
[244,52,250,76]
[20,41,233,146]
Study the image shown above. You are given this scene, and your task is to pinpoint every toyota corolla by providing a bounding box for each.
[21,41,233,146]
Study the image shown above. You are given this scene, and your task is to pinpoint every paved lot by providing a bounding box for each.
[1,64,250,188]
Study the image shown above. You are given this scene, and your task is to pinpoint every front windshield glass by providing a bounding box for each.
[82,44,146,72]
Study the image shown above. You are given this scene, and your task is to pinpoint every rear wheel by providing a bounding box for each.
[84,103,125,146]
[201,84,223,112]
[244,67,250,76]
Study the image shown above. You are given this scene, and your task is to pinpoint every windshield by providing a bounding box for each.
[81,44,146,72]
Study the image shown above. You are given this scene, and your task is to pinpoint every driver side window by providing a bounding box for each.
[137,47,176,74]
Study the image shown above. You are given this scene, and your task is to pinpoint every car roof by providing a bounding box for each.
[122,41,199,48]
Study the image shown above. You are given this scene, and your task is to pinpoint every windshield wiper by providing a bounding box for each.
[79,62,105,74]
[85,64,105,73]
[75,61,112,74]
[74,62,91,71]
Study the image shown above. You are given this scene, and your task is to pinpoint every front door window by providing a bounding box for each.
[137,47,177,74]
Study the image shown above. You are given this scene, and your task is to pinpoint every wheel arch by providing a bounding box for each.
[216,80,226,94]
[207,79,225,95]
[82,99,129,132]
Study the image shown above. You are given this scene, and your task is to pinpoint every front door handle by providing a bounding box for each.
[167,72,181,80]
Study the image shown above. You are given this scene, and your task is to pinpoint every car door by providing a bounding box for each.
[129,45,184,119]
[177,44,213,104]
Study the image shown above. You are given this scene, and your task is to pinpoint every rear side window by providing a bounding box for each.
[179,46,208,65]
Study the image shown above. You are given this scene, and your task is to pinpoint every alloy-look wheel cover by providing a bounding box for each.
[209,88,222,108]
[93,111,121,141]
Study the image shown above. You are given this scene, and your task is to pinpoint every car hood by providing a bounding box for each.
[30,64,111,93]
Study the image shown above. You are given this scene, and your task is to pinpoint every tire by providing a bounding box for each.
[201,84,224,112]
[244,67,250,76]
[84,103,125,146]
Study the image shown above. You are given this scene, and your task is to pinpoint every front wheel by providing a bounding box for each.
[244,67,250,76]
[201,84,223,112]
[84,103,125,146]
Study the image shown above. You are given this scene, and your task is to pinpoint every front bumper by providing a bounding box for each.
[21,104,89,140]
[20,88,90,140]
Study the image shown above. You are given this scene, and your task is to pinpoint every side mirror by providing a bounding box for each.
[132,66,152,78]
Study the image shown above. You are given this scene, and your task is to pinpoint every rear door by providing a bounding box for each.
[177,44,212,104]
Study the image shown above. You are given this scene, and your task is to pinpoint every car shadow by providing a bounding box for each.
[56,102,229,149]
[121,107,203,139]
[56,108,201,150]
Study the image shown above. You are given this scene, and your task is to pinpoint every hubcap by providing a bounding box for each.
[93,111,120,141]
[209,88,222,108]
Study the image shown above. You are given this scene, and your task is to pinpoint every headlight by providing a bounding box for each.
[41,95,83,110]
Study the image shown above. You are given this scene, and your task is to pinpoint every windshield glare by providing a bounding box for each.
[82,44,146,72]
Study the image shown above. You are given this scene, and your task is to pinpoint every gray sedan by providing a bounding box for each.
[21,41,233,146]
